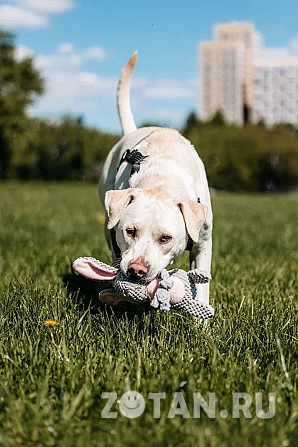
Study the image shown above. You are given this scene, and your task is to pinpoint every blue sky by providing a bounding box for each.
[0,0,298,133]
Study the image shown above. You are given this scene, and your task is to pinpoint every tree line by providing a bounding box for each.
[0,30,297,191]
[0,30,118,182]
[182,112,298,192]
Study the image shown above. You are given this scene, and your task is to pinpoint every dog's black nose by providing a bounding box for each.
[127,258,148,280]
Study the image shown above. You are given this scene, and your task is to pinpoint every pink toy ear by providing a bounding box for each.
[147,277,185,304]
[169,278,185,304]
[72,257,118,281]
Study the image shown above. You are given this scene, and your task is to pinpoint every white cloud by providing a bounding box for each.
[33,43,109,72]
[144,79,197,100]
[20,0,74,14]
[34,71,117,114]
[14,44,34,60]
[0,5,48,29]
[148,107,187,122]
[289,36,298,53]
[14,43,197,132]
[0,0,75,29]
[130,77,148,89]
[83,46,108,61]
[36,52,82,71]
[259,35,298,59]
[261,47,290,58]
[17,43,116,119]
[57,42,75,54]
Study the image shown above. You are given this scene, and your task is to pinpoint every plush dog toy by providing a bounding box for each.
[72,257,214,319]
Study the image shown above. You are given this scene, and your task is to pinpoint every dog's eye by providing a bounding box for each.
[126,228,137,238]
[159,235,172,244]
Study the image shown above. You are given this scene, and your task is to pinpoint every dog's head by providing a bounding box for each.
[104,187,207,283]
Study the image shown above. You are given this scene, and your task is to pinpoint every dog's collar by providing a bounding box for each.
[118,148,148,177]
[117,130,156,178]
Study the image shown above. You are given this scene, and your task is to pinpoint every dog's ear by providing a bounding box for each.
[179,200,207,243]
[105,188,135,229]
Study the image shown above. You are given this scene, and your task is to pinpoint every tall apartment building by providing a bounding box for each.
[200,22,262,125]
[200,21,298,126]
[252,53,298,126]
[200,41,245,125]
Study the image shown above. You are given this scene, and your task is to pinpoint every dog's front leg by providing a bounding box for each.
[189,223,212,305]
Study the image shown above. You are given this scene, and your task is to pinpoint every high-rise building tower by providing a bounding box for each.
[200,22,263,125]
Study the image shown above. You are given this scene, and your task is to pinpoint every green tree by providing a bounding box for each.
[209,110,226,126]
[0,30,44,179]
[182,111,201,135]
[181,114,298,192]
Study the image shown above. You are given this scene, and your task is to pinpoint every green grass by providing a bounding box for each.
[0,182,297,447]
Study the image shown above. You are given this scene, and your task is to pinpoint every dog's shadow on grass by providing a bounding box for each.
[62,270,153,325]
[62,269,198,340]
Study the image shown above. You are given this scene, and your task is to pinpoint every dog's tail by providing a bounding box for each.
[117,51,138,135]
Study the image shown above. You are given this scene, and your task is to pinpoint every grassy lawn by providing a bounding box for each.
[0,182,297,447]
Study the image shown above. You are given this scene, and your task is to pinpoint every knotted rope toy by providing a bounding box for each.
[72,257,214,319]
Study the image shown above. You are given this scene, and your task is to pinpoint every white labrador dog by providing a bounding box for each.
[99,52,212,305]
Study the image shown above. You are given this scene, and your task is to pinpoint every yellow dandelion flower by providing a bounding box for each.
[97,213,105,225]
[44,319,60,327]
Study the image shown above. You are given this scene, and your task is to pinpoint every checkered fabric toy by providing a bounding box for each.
[72,257,214,319]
